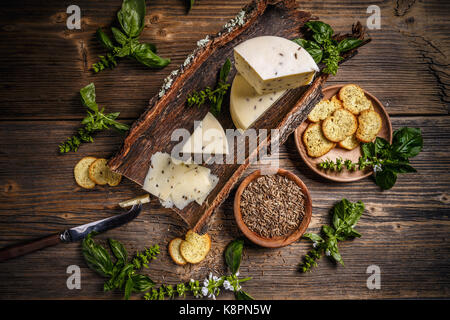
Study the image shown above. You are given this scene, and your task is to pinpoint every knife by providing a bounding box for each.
[0,203,142,263]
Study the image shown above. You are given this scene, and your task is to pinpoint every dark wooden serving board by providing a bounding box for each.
[108,0,367,230]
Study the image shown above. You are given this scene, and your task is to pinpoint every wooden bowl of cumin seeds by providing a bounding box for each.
[234,169,312,248]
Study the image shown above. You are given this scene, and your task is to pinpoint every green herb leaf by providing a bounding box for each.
[391,127,423,159]
[133,43,170,68]
[96,28,115,50]
[375,169,397,190]
[305,21,333,39]
[109,238,128,263]
[235,290,254,300]
[337,38,363,53]
[111,27,128,45]
[188,59,231,117]
[292,38,323,63]
[59,83,129,153]
[303,233,324,243]
[79,83,98,111]
[124,276,134,300]
[131,274,155,292]
[224,238,244,275]
[81,233,114,277]
[117,0,146,38]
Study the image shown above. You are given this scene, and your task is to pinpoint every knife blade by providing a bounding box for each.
[60,203,142,242]
[0,203,142,262]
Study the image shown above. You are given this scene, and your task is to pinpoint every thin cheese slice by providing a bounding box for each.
[142,152,218,210]
[230,74,286,130]
[181,112,229,155]
[234,36,319,94]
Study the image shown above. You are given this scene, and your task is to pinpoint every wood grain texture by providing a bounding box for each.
[0,0,449,300]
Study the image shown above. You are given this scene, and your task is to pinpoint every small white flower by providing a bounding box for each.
[223,280,233,291]
[213,275,219,282]
[325,249,331,256]
[373,164,382,173]
[201,287,208,297]
[209,293,216,300]
[313,242,318,248]
[235,271,240,277]
[190,279,195,283]
[203,279,209,287]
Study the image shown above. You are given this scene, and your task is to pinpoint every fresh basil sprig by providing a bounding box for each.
[300,199,365,272]
[187,58,232,117]
[318,127,423,190]
[293,21,362,75]
[93,0,170,72]
[81,233,158,299]
[59,83,130,153]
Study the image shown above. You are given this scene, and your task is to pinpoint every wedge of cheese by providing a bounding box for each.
[181,112,228,155]
[234,36,319,94]
[143,152,218,210]
[230,74,286,130]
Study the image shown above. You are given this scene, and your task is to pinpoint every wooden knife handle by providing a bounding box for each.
[0,233,61,263]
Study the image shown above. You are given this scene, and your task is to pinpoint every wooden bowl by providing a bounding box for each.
[294,84,393,182]
[233,168,312,248]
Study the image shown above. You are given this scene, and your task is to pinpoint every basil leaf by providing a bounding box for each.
[235,290,254,300]
[312,32,329,44]
[133,43,170,68]
[109,238,128,263]
[131,274,155,292]
[322,225,335,238]
[117,0,146,38]
[392,127,423,159]
[124,277,134,300]
[375,169,397,190]
[293,38,323,63]
[361,142,375,159]
[224,239,244,275]
[219,58,231,83]
[115,44,132,58]
[81,233,113,277]
[303,233,324,243]
[327,237,343,265]
[80,83,98,111]
[305,21,333,39]
[383,160,417,174]
[337,38,363,53]
[111,27,128,45]
[96,28,115,50]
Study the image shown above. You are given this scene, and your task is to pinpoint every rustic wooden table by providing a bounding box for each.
[0,0,449,300]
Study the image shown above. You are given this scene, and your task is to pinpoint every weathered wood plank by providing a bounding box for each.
[0,116,448,299]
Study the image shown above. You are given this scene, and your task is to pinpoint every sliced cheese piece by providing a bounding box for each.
[230,74,286,130]
[142,152,218,210]
[181,112,229,155]
[234,36,319,94]
[142,152,175,201]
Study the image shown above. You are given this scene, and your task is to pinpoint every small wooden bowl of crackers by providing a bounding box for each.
[295,84,392,182]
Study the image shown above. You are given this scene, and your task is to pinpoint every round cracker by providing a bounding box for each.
[89,158,109,185]
[168,238,188,266]
[74,156,97,189]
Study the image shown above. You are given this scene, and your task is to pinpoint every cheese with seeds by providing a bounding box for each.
[230,74,286,130]
[143,152,218,210]
[181,112,228,155]
[234,36,319,94]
